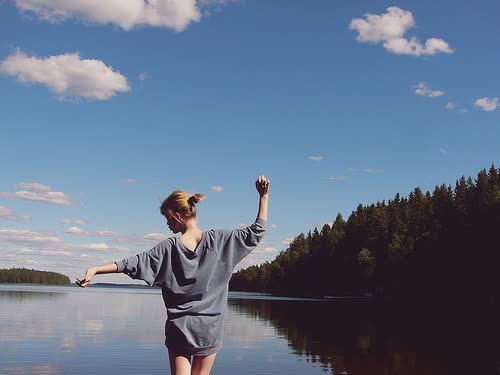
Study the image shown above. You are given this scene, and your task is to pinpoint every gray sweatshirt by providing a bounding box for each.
[115,218,266,355]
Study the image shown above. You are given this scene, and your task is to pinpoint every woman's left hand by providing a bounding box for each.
[256,175,270,197]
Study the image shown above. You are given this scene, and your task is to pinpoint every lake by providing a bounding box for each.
[0,284,498,374]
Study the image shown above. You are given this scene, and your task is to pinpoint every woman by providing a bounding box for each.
[77,175,270,375]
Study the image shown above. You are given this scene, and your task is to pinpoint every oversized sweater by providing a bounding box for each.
[115,218,266,355]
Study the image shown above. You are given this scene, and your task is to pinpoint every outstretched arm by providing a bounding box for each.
[76,263,118,288]
[255,175,270,222]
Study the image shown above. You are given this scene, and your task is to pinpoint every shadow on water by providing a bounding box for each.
[228,296,500,375]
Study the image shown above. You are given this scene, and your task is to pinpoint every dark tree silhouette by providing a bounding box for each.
[0,268,70,285]
[230,165,500,307]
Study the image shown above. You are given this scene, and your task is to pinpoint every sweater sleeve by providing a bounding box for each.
[115,239,170,286]
[218,218,267,269]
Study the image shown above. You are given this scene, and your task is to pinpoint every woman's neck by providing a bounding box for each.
[182,218,200,234]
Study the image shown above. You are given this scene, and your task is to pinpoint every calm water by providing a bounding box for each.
[0,284,498,374]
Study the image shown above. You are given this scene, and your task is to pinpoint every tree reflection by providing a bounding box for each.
[227,297,500,374]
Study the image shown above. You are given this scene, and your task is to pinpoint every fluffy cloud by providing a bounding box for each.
[0,206,31,221]
[0,229,62,245]
[65,227,87,235]
[0,182,75,206]
[350,7,453,56]
[308,155,323,161]
[446,102,467,112]
[0,229,129,253]
[0,49,130,101]
[474,97,498,112]
[124,178,137,184]
[211,186,224,193]
[65,227,115,236]
[16,182,51,191]
[414,82,445,97]
[15,0,201,32]
[0,228,132,282]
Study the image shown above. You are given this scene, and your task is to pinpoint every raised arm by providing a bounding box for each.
[76,263,118,288]
[255,175,270,222]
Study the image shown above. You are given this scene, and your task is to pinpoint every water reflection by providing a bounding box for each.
[227,296,500,375]
[0,285,168,375]
[1,285,499,375]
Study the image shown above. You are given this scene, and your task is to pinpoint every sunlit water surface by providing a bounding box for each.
[0,284,498,374]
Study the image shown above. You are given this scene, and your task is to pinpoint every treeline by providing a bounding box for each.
[0,268,70,285]
[230,165,500,303]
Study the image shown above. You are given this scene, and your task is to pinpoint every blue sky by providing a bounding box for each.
[1,0,498,284]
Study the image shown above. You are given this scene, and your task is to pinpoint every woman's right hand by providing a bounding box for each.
[76,268,96,288]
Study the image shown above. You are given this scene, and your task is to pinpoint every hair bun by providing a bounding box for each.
[188,193,205,206]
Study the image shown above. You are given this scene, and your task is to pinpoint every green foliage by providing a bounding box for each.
[230,165,500,303]
[358,248,375,280]
[0,268,70,285]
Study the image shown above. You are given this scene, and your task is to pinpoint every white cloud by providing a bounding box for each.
[143,233,171,242]
[66,227,87,235]
[269,223,278,229]
[0,190,74,205]
[0,182,74,206]
[0,229,134,282]
[75,243,129,252]
[414,82,445,98]
[16,182,51,192]
[440,148,448,156]
[364,169,383,173]
[95,230,114,236]
[0,49,130,101]
[124,178,137,184]
[281,238,294,246]
[0,229,129,253]
[252,246,278,255]
[61,219,87,225]
[474,97,498,112]
[350,7,453,56]
[138,72,149,81]
[384,37,453,56]
[0,229,62,245]
[112,232,174,247]
[350,6,415,43]
[211,186,224,193]
[65,227,115,237]
[446,102,467,112]
[15,0,201,32]
[308,155,323,161]
[328,176,347,180]
[0,206,31,221]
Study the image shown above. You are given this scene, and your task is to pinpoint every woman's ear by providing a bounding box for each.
[173,211,183,224]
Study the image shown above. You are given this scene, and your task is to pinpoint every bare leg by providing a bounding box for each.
[191,353,217,375]
[168,350,192,375]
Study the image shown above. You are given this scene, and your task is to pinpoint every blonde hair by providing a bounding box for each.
[160,190,206,220]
